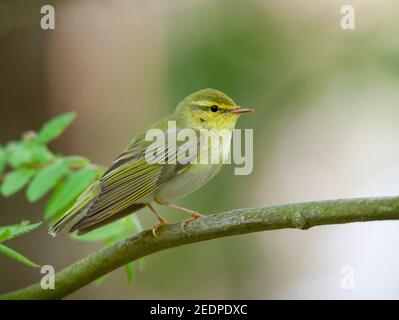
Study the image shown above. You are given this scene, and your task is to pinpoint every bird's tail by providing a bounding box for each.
[48,181,100,237]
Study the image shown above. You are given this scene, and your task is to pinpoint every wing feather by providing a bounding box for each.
[71,127,201,231]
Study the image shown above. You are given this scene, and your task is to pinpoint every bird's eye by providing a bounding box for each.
[210,105,219,112]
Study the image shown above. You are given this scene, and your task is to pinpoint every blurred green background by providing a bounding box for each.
[1,0,399,299]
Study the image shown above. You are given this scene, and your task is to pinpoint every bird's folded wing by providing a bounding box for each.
[72,129,203,229]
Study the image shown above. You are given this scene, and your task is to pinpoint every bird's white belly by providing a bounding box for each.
[143,129,232,202]
[155,163,221,201]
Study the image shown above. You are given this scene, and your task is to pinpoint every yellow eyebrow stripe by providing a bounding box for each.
[192,101,232,109]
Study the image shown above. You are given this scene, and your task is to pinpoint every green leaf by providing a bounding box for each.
[6,142,32,168]
[0,243,39,268]
[0,229,11,243]
[71,219,125,242]
[63,156,90,167]
[0,221,42,267]
[1,168,36,197]
[45,167,97,219]
[138,256,147,271]
[30,144,54,164]
[47,197,78,225]
[0,146,6,173]
[36,112,76,144]
[6,141,53,168]
[27,161,68,202]
[129,215,144,232]
[71,215,144,245]
[125,262,136,284]
[95,275,108,286]
[0,221,42,241]
[95,165,107,179]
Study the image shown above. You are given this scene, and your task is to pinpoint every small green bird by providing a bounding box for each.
[49,88,253,237]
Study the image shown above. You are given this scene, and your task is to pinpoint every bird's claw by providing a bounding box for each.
[152,220,168,237]
[180,213,205,233]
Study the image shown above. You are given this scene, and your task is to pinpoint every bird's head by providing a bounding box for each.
[175,88,254,130]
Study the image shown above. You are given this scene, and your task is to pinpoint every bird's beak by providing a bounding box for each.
[230,107,255,115]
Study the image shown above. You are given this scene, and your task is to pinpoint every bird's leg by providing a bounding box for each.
[154,196,205,232]
[146,203,168,237]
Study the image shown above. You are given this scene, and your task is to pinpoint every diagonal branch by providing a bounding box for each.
[1,196,399,300]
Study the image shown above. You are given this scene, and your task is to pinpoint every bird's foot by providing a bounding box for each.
[180,212,205,233]
[152,218,168,237]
